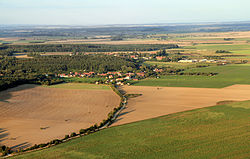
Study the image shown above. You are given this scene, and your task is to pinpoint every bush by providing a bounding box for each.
[79,129,86,134]
[86,130,91,135]
[215,50,231,53]
[0,145,11,156]
[70,132,77,137]
[0,145,6,152]
[39,143,48,148]
[49,139,62,145]
[64,135,70,140]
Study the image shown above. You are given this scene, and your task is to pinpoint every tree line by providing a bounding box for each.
[0,55,138,91]
[0,44,179,56]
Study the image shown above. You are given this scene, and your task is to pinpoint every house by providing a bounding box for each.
[98,73,107,76]
[156,56,166,61]
[116,78,124,81]
[109,75,114,79]
[116,81,124,86]
[207,60,217,63]
[199,59,208,62]
[178,59,197,63]
[154,68,163,72]
[83,73,91,76]
[107,72,122,76]
[116,72,122,76]
[126,73,135,76]
[136,72,145,77]
[130,55,138,59]
[124,76,131,80]
[59,74,69,78]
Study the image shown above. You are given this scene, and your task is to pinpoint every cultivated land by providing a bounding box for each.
[113,85,250,126]
[2,31,250,46]
[0,83,120,150]
[133,64,250,88]
[1,29,250,158]
[12,100,250,159]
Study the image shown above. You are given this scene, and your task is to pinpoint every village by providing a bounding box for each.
[57,71,151,86]
[57,52,229,86]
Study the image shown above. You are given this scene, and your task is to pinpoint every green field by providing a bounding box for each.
[190,44,250,51]
[144,61,199,69]
[182,43,250,57]
[133,64,250,88]
[13,100,250,159]
[231,50,250,55]
[43,83,110,90]
[62,77,106,83]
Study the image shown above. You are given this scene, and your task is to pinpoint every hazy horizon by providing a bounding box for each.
[0,0,249,25]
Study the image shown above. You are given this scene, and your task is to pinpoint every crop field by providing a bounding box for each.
[193,44,250,51]
[43,83,110,90]
[41,52,72,56]
[113,84,250,126]
[12,100,250,159]
[133,64,250,88]
[0,83,120,150]
[144,61,203,69]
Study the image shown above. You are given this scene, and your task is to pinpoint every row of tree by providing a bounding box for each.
[0,55,138,90]
[0,44,179,55]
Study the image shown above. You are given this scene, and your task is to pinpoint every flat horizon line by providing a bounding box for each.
[1,20,250,28]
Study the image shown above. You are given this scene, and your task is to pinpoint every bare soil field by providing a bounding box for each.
[113,85,250,126]
[13,53,33,59]
[0,84,120,150]
[41,52,72,56]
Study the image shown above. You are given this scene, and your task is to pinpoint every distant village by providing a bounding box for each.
[56,51,231,86]
[57,71,152,86]
[178,59,227,64]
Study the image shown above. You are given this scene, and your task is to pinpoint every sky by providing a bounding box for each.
[0,0,249,25]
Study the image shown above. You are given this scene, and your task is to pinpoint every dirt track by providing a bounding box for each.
[0,84,120,149]
[113,85,250,126]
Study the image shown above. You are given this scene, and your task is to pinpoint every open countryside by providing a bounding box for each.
[1,1,250,157]
[1,28,250,159]
[11,100,250,159]
[0,83,120,150]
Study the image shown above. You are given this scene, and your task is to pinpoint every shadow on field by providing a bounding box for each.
[113,107,135,124]
[11,142,31,150]
[118,109,135,117]
[0,128,9,143]
[0,84,38,102]
[117,86,127,95]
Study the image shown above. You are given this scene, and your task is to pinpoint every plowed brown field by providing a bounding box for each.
[113,85,250,126]
[0,84,120,149]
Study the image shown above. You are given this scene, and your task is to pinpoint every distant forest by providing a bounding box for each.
[0,44,179,56]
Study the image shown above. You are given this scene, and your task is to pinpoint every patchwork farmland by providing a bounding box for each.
[1,25,250,158]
